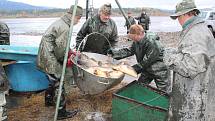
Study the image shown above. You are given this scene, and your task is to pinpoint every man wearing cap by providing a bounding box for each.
[76,3,118,54]
[37,5,83,120]
[125,12,136,34]
[108,24,169,92]
[163,0,215,120]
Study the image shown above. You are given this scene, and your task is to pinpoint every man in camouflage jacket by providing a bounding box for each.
[164,0,215,120]
[37,5,83,120]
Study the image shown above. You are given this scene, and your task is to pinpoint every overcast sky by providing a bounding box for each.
[8,0,215,10]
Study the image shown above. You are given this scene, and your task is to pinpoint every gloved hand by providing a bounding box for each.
[132,64,143,74]
[106,48,114,56]
[67,50,80,67]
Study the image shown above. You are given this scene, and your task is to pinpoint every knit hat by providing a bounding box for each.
[99,3,112,15]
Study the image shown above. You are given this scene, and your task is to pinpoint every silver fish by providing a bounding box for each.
[73,53,137,78]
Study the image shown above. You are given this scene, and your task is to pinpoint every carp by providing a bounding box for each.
[111,63,138,78]
[85,67,124,78]
[76,53,99,68]
[74,53,138,78]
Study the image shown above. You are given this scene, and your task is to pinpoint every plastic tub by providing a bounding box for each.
[5,61,49,92]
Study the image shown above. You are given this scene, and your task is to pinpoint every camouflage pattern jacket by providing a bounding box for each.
[37,14,72,78]
[112,33,165,72]
[164,18,215,121]
[0,22,10,45]
[76,14,118,52]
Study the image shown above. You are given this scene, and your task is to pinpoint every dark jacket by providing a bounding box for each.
[135,14,150,30]
[112,33,164,71]
[76,14,118,53]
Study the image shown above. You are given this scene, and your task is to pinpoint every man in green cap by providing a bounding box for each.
[163,0,215,120]
[76,3,118,54]
[37,5,83,120]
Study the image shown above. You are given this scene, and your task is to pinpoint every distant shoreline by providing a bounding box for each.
[0,7,171,19]
[0,14,170,19]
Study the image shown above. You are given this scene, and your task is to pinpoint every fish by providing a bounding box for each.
[72,53,137,78]
[85,67,124,78]
[76,53,99,68]
[109,71,124,78]
[111,63,138,78]
[98,61,138,78]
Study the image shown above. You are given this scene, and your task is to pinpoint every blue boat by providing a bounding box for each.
[0,45,49,92]
[0,45,38,62]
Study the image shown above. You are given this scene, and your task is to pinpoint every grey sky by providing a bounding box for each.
[9,0,215,10]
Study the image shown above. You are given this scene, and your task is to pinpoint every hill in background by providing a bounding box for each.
[0,0,48,10]
[0,0,182,18]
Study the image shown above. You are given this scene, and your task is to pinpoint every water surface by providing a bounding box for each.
[1,16,181,47]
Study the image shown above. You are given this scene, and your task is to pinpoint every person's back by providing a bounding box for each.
[0,22,10,45]
[37,17,70,75]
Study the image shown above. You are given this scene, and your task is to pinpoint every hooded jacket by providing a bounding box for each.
[37,14,72,78]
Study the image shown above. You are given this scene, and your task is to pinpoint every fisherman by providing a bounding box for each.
[36,5,83,120]
[0,21,10,45]
[108,24,169,92]
[0,65,8,121]
[76,3,118,54]
[124,12,136,34]
[163,0,215,120]
[135,11,150,31]
[0,21,10,121]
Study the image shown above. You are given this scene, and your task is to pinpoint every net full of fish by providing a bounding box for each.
[74,53,138,78]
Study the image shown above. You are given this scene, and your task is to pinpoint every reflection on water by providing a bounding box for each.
[1,16,181,47]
